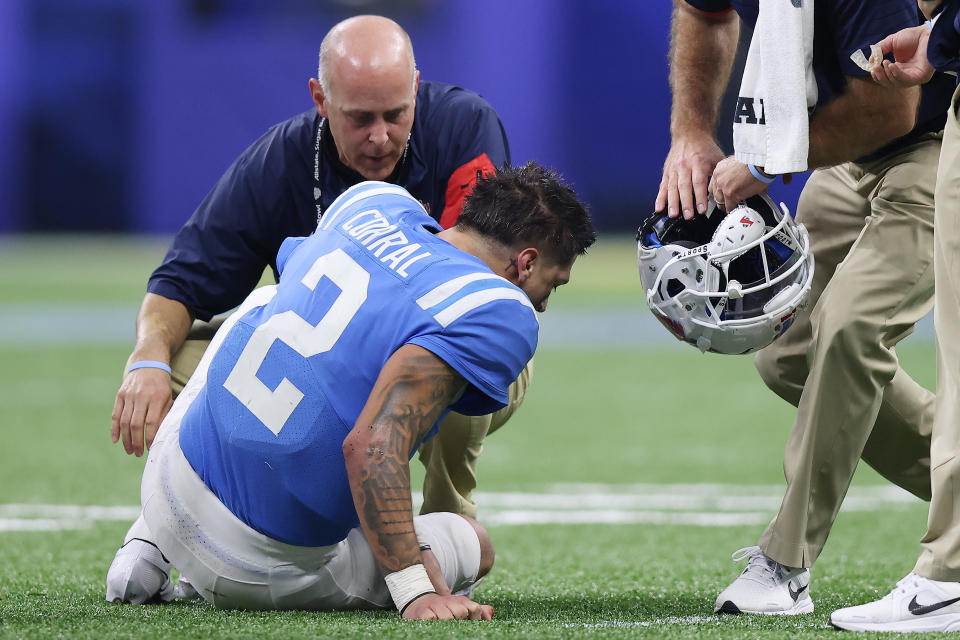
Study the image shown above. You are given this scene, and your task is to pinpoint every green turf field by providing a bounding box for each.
[0,235,938,638]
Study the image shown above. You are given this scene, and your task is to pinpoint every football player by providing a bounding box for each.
[106,164,596,620]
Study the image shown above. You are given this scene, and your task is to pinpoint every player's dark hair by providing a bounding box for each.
[457,162,596,264]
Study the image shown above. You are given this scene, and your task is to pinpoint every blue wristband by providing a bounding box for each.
[127,360,172,375]
[748,164,777,184]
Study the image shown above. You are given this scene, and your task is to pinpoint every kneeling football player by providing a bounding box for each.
[106,165,595,619]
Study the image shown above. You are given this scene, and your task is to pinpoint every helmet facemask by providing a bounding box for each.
[637,193,814,354]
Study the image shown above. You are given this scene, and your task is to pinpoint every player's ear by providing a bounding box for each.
[309,78,328,117]
[514,247,539,284]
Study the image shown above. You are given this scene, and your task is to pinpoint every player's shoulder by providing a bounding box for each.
[319,182,435,234]
[411,257,538,332]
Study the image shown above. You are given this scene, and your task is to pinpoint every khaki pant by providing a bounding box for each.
[917,87,960,581]
[170,319,533,520]
[755,133,941,568]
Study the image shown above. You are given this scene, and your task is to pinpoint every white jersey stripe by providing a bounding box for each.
[432,288,537,328]
[319,183,425,231]
[415,273,509,310]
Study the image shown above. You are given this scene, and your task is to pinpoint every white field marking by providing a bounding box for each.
[0,377,119,408]
[564,616,717,628]
[0,484,922,533]
[0,518,93,531]
[0,303,935,346]
[483,510,771,527]
[0,504,141,519]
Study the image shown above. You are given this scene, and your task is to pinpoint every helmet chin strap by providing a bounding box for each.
[714,261,744,300]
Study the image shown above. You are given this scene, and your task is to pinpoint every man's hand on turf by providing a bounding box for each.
[402,593,494,621]
[655,135,725,220]
[111,368,173,457]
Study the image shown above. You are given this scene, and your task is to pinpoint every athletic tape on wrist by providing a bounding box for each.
[748,164,777,184]
[384,564,437,615]
[127,360,172,375]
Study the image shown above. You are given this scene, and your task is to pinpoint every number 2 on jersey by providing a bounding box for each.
[223,249,370,435]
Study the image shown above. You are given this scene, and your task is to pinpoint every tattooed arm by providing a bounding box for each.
[342,343,493,621]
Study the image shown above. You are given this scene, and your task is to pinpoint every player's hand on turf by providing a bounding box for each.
[871,26,934,89]
[655,135,725,220]
[402,593,494,621]
[111,368,173,457]
[709,156,772,211]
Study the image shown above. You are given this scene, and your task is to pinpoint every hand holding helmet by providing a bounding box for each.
[637,193,814,354]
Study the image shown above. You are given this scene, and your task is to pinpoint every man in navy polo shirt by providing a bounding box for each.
[831,1,960,631]
[106,14,526,603]
[659,0,953,615]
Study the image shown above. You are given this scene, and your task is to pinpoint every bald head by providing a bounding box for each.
[308,15,420,181]
[317,15,417,98]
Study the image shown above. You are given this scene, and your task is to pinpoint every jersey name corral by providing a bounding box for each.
[341,208,432,277]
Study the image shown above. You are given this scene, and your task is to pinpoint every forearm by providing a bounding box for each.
[347,435,420,570]
[807,79,919,168]
[128,293,194,365]
[669,1,740,140]
[343,345,466,572]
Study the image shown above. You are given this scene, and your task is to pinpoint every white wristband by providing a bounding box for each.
[384,564,436,615]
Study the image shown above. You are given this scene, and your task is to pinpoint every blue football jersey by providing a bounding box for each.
[178,181,539,547]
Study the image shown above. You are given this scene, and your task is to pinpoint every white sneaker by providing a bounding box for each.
[714,546,813,615]
[105,538,173,604]
[830,573,960,632]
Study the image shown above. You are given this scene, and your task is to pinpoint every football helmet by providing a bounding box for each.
[637,193,813,354]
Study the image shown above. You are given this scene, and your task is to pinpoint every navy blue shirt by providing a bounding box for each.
[686,0,953,160]
[147,81,510,321]
[929,0,960,71]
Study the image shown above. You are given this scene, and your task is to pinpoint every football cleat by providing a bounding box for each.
[715,546,813,615]
[105,538,173,604]
[830,573,960,632]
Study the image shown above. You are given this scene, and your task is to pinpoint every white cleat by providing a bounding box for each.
[105,538,173,604]
[714,546,813,615]
[830,573,960,632]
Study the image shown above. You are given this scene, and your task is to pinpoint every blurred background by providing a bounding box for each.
[0,0,807,235]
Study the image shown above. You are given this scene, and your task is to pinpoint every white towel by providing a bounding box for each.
[733,0,817,174]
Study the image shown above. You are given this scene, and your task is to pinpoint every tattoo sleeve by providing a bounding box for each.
[342,344,467,573]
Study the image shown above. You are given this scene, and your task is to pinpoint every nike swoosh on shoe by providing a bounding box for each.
[789,582,808,602]
[908,595,960,616]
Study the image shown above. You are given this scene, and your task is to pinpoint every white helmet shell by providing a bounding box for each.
[637,193,814,354]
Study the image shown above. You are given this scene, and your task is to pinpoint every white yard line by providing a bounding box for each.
[0,303,936,346]
[564,616,718,628]
[0,484,922,533]
[0,518,93,531]
[483,510,771,527]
